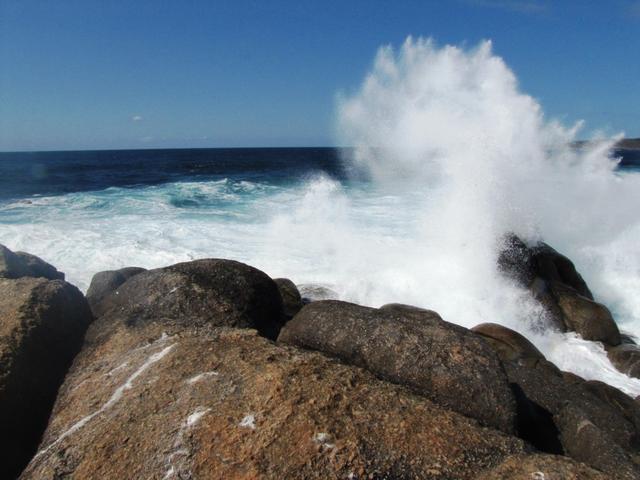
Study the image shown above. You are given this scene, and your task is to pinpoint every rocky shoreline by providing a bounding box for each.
[1,240,640,479]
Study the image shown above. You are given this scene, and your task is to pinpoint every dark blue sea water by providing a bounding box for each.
[0,147,637,202]
[616,148,640,169]
[0,148,346,202]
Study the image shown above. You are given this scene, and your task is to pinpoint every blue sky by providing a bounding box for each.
[1,0,639,151]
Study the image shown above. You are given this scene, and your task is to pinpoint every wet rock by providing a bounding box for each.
[607,343,640,379]
[94,258,284,340]
[499,235,592,299]
[0,277,92,479]
[498,235,620,346]
[22,328,532,480]
[471,322,545,367]
[297,283,338,303]
[85,267,147,317]
[278,300,516,433]
[552,282,620,345]
[531,244,593,300]
[273,278,303,318]
[0,244,64,281]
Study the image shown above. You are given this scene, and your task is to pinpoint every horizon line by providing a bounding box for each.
[2,137,639,155]
[0,145,353,155]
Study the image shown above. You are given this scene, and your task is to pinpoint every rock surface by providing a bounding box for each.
[278,300,517,433]
[472,322,545,367]
[556,403,640,479]
[273,278,303,318]
[297,283,339,303]
[477,453,608,480]
[92,258,285,340]
[0,277,92,479]
[476,323,640,478]
[85,267,146,317]
[552,282,619,344]
[607,343,640,379]
[378,302,442,320]
[0,244,64,281]
[498,235,621,345]
[23,327,533,480]
[498,235,592,299]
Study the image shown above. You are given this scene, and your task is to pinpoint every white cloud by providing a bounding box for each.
[131,115,143,122]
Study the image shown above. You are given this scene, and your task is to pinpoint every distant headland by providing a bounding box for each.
[616,138,640,149]
[573,138,640,150]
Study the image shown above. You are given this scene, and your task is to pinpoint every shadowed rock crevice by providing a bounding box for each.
[473,322,640,478]
[0,277,93,479]
[510,383,563,455]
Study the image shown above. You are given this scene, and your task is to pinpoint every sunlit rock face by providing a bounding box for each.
[0,245,92,479]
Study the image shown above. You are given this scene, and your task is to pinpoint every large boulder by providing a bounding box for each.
[278,300,517,433]
[475,323,640,478]
[85,267,147,317]
[498,235,620,345]
[22,327,551,480]
[93,258,285,340]
[0,244,64,281]
[0,277,92,479]
[273,278,303,318]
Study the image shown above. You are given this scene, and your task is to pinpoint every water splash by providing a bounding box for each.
[325,37,640,393]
